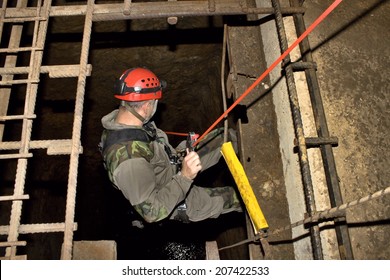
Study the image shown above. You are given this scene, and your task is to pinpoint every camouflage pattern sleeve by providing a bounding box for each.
[113,158,193,223]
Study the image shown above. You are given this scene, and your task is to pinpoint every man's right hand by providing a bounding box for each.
[180,149,202,180]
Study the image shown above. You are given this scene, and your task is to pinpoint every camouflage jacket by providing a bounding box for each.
[100,110,193,223]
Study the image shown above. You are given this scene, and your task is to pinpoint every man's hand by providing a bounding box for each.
[180,149,202,180]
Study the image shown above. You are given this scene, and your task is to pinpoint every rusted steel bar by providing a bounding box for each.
[0,0,26,142]
[0,153,33,160]
[293,136,339,147]
[0,241,27,247]
[0,16,47,22]
[290,61,317,71]
[0,65,92,77]
[0,0,26,255]
[271,0,323,259]
[4,3,305,20]
[0,195,30,202]
[0,114,36,121]
[60,0,94,261]
[0,255,27,260]
[93,4,305,21]
[290,0,354,260]
[0,139,73,150]
[0,0,7,45]
[0,47,44,53]
[0,79,40,85]
[0,222,78,235]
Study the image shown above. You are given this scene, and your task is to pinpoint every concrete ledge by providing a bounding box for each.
[205,241,220,260]
[72,240,117,260]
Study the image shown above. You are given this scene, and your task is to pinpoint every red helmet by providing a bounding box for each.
[114,67,166,102]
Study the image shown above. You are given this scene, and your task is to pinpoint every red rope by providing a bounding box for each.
[165,131,188,137]
[193,0,343,147]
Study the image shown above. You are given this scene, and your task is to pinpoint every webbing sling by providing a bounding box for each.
[102,128,154,153]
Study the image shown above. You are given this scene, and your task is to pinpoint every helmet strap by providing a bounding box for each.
[123,102,146,123]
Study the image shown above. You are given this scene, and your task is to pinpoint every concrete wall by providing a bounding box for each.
[257,0,390,259]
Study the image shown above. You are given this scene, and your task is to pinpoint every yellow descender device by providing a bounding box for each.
[221,142,268,234]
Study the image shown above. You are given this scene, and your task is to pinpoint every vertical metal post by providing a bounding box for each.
[5,0,51,259]
[289,0,354,259]
[61,0,94,260]
[271,0,323,259]
[0,0,25,141]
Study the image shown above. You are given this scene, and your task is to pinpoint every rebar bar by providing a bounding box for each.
[0,0,26,141]
[4,3,305,20]
[0,65,92,77]
[219,185,390,251]
[271,0,323,259]
[221,24,229,143]
[61,0,94,260]
[289,0,353,259]
[0,222,78,235]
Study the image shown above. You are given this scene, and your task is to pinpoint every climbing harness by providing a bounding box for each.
[100,125,155,154]
[164,131,199,168]
[165,131,199,150]
[100,122,179,166]
[173,202,190,223]
[99,123,189,228]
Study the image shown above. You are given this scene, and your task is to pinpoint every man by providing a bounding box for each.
[100,67,241,224]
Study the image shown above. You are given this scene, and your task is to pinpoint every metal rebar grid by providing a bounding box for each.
[270,0,323,259]
[289,0,353,259]
[0,0,88,260]
[0,0,24,142]
[1,0,52,260]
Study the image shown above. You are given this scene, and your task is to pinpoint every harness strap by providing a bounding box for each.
[102,127,155,154]
[101,123,180,171]
[124,103,146,123]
